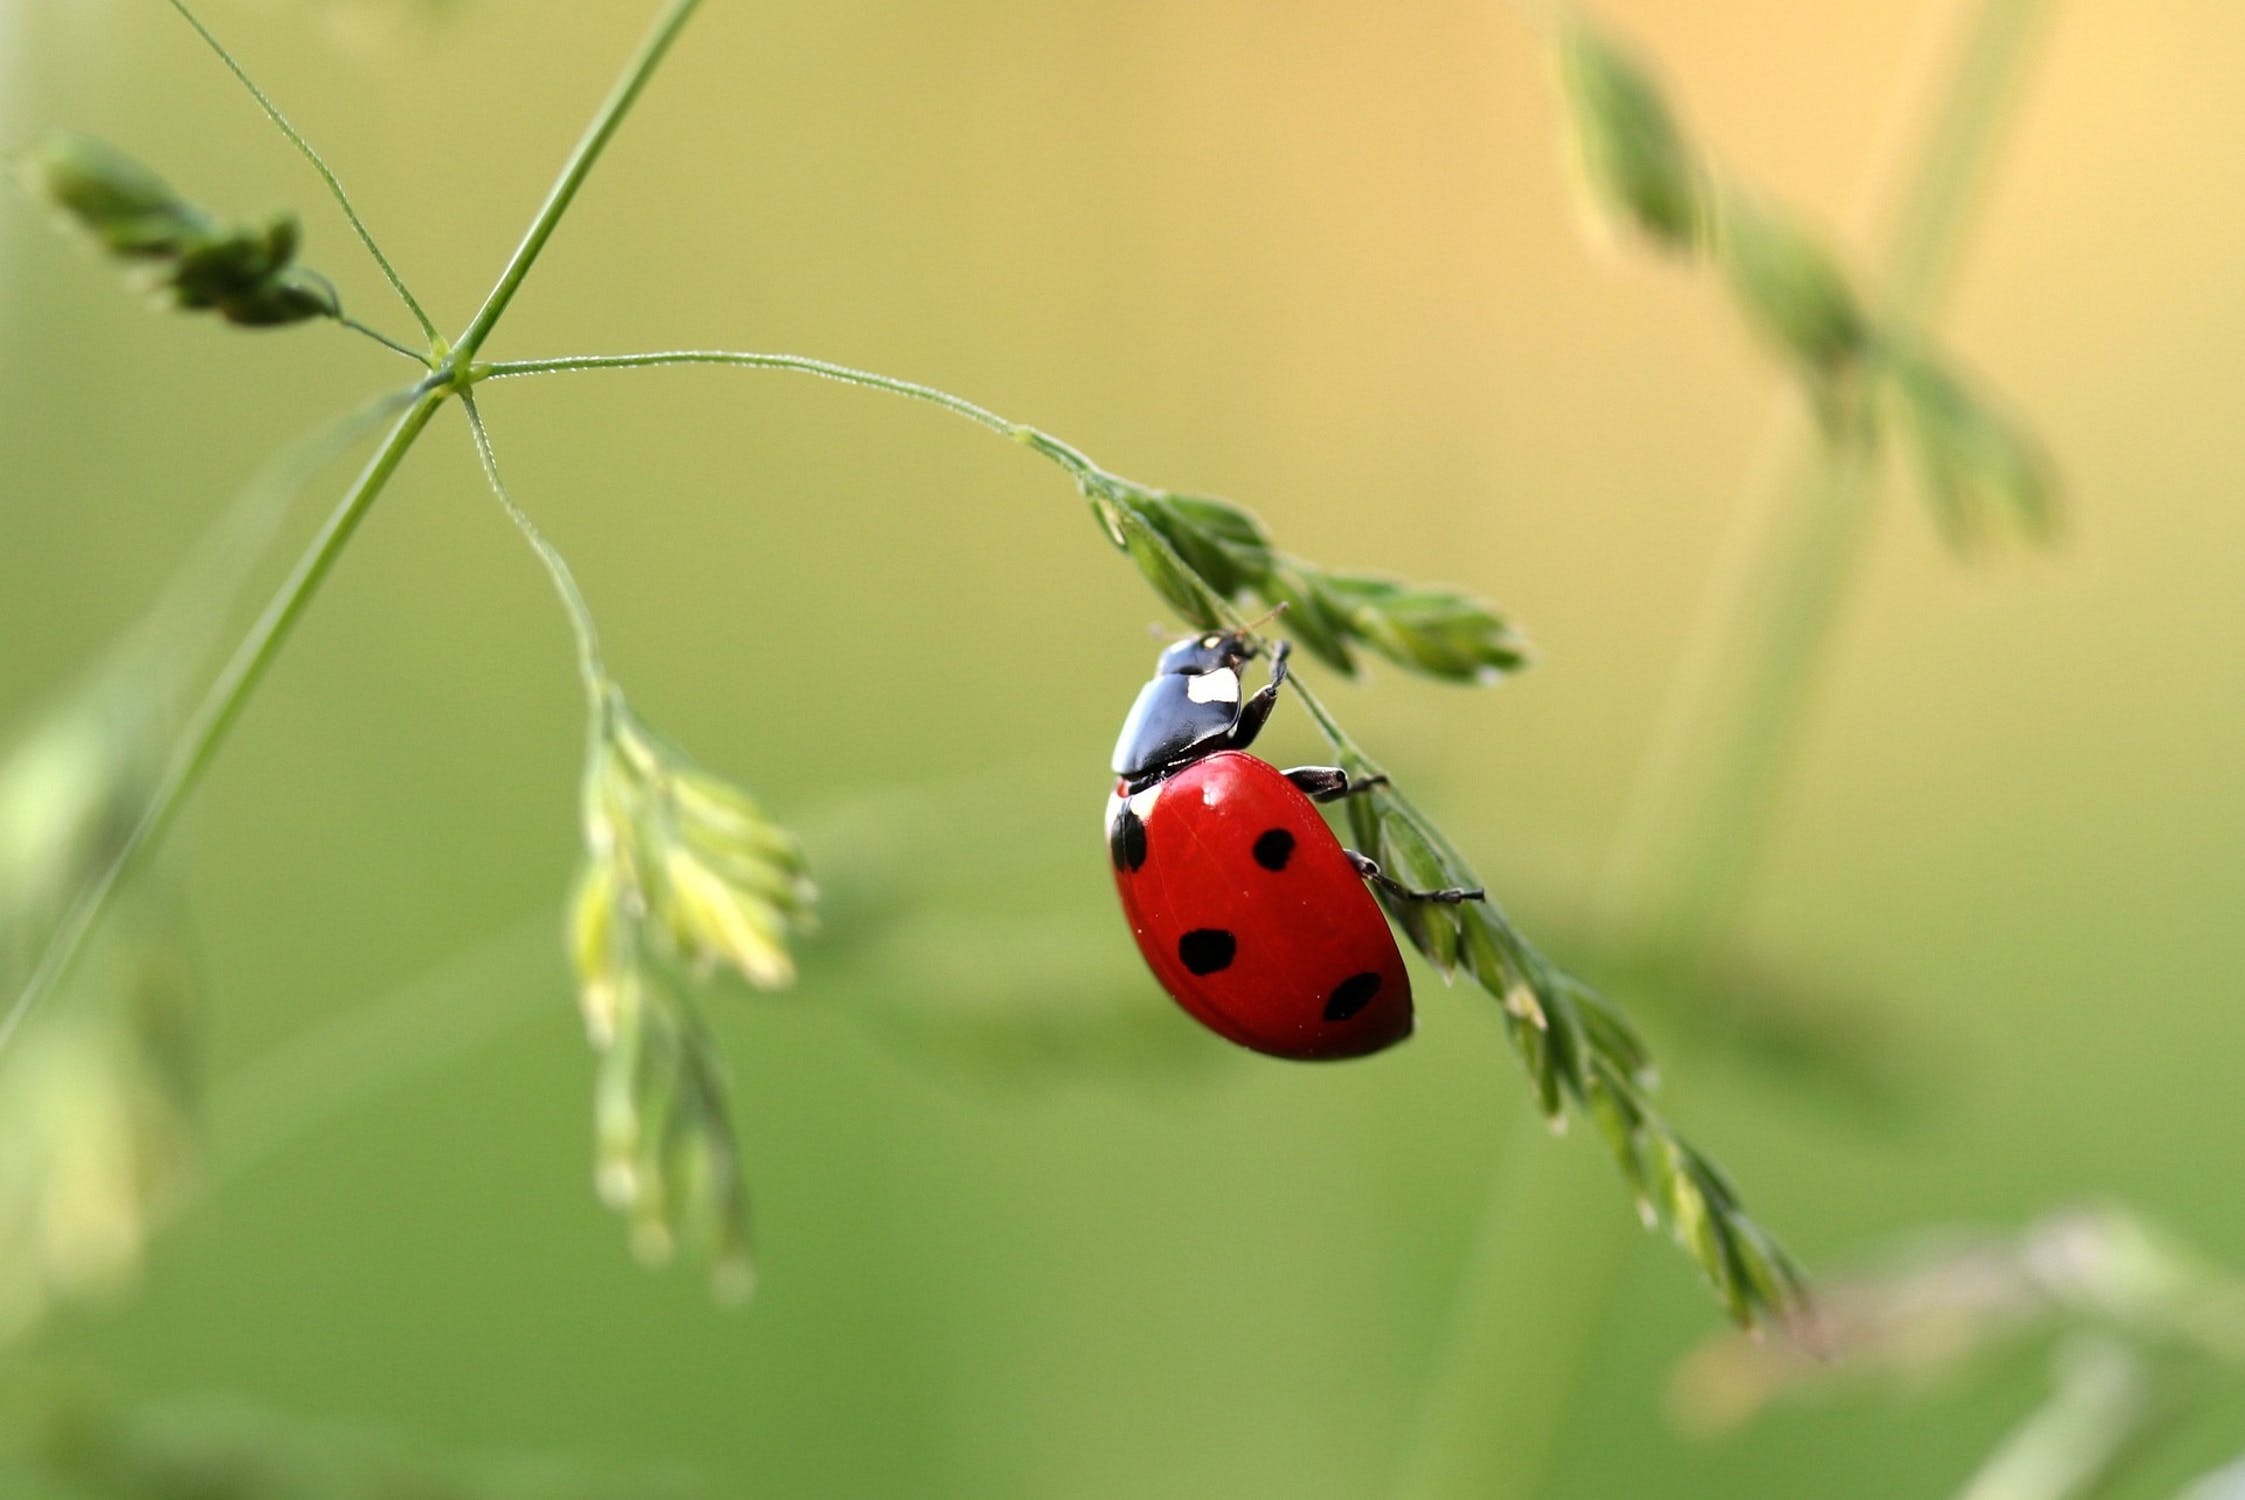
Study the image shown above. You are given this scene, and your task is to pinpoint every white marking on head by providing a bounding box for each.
[1128,784,1162,820]
[1186,667,1241,705]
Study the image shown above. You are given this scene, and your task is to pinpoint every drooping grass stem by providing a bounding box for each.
[460,393,610,707]
[166,0,440,344]
[337,316,428,362]
[476,351,1057,459]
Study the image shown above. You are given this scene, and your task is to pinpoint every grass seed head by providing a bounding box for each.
[13,132,211,260]
[13,131,337,328]
[1555,21,1706,252]
[564,692,808,1300]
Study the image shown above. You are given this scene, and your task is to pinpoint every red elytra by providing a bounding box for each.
[1109,751,1412,1060]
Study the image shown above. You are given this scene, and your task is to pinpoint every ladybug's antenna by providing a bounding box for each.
[1234,601,1290,647]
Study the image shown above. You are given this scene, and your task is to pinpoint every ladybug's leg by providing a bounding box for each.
[1345,850,1485,904]
[1283,767,1389,804]
[1219,639,1294,754]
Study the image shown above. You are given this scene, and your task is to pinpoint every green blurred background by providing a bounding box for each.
[4,0,2244,1495]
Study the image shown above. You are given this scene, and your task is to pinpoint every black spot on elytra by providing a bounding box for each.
[1178,928,1236,975]
[1251,827,1295,871]
[1110,806,1147,872]
[1323,971,1382,1022]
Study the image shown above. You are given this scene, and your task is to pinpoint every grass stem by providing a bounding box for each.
[1388,1122,1636,1500]
[2,0,716,1058]
[0,381,447,1055]
[459,392,610,705]
[452,0,705,364]
[337,315,429,362]
[166,0,440,343]
[1603,0,2059,967]
[1393,4,2060,1496]
[477,350,1036,449]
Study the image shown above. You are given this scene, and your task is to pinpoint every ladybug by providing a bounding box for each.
[1106,628,1482,1060]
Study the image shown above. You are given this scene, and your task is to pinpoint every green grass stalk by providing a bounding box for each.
[0,382,445,1054]
[1606,0,2060,966]
[0,0,709,1055]
[451,0,703,363]
[167,0,440,343]
[478,350,1035,448]
[1392,4,2060,1497]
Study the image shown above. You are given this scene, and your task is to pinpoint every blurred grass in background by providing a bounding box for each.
[4,0,2245,1495]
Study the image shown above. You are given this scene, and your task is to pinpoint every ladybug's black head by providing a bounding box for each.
[1155,630,1257,679]
[1113,628,1272,783]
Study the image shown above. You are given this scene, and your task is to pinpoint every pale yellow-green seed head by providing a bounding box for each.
[660,845,796,990]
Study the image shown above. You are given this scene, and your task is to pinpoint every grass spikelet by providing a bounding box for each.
[1543,11,2060,548]
[1092,481,1530,683]
[565,693,812,1294]
[14,131,340,327]
[1554,19,1706,252]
